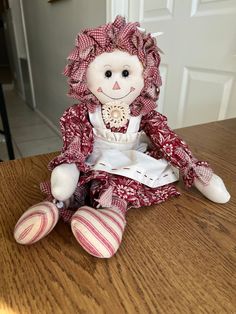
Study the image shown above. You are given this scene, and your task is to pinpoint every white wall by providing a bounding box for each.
[21,0,106,128]
[3,0,26,95]
[6,0,27,99]
[9,0,26,59]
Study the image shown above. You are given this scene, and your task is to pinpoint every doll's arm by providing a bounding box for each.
[48,104,94,201]
[141,110,230,203]
[51,163,80,201]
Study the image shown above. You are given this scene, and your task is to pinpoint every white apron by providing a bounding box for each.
[86,107,179,188]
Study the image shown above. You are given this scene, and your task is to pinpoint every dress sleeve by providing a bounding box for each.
[48,104,94,173]
[141,110,213,188]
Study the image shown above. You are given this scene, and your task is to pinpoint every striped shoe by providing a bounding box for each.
[14,201,59,245]
[71,206,126,258]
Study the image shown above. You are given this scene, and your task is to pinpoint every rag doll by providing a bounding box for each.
[14,16,230,258]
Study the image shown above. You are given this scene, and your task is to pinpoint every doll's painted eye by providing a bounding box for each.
[105,70,112,78]
[122,70,129,77]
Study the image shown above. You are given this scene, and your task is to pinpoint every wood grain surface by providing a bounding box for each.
[0,119,235,314]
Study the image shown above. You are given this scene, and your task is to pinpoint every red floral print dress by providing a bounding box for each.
[41,103,213,210]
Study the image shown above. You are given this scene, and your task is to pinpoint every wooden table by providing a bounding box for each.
[0,119,235,313]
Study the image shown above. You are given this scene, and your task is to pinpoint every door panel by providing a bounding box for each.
[179,67,234,126]
[129,0,236,128]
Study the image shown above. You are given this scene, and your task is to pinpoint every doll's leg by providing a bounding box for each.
[71,198,127,258]
[14,201,59,245]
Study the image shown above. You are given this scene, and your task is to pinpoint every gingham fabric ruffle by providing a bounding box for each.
[63,15,162,117]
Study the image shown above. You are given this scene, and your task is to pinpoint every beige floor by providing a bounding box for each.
[0,89,62,161]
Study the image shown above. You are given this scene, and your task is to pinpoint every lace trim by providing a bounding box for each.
[102,101,130,128]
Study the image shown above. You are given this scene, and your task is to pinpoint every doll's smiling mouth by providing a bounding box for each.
[97,87,135,100]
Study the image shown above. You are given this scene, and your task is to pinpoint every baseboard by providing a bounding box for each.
[35,108,61,136]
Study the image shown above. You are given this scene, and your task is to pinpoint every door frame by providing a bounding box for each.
[18,0,36,109]
[106,0,129,22]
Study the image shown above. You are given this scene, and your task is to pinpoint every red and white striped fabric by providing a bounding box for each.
[14,201,59,245]
[71,206,126,258]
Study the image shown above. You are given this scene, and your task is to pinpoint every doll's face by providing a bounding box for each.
[86,50,144,106]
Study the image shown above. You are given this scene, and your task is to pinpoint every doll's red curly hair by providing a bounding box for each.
[64,16,162,116]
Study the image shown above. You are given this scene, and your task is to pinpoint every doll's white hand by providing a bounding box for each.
[194,174,230,204]
[51,163,80,201]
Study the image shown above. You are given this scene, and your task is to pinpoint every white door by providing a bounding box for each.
[108,0,236,128]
